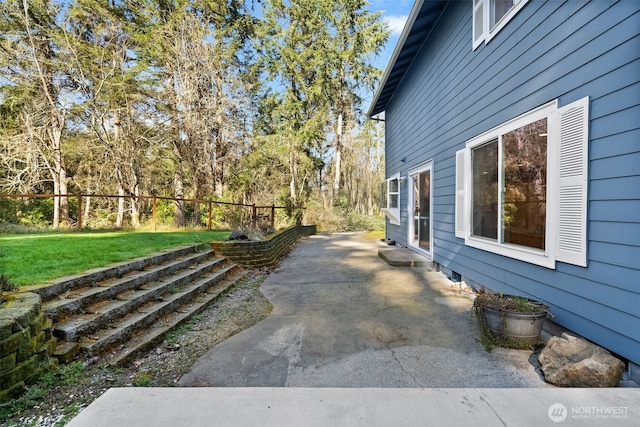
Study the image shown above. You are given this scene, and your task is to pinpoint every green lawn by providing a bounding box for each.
[0,230,230,287]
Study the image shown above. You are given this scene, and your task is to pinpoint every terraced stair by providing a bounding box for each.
[30,245,246,366]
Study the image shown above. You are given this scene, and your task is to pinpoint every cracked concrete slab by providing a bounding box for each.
[178,232,551,388]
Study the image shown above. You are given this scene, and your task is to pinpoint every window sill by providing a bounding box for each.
[465,236,555,269]
[381,208,401,226]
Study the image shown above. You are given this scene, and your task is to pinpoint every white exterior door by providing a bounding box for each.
[408,161,433,257]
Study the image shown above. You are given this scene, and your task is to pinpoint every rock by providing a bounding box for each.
[538,333,625,387]
[228,230,249,241]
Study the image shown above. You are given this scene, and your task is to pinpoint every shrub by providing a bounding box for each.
[0,274,18,303]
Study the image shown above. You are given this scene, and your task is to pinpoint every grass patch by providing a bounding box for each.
[131,372,154,387]
[365,229,385,240]
[0,230,230,286]
[0,361,86,423]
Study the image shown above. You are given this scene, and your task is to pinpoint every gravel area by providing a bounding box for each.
[1,271,273,427]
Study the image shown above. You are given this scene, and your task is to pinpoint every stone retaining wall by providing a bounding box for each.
[0,292,57,402]
[210,225,316,268]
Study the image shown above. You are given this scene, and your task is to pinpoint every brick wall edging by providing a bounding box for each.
[210,225,316,268]
[0,292,57,402]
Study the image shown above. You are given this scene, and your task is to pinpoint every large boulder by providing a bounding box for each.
[538,333,625,387]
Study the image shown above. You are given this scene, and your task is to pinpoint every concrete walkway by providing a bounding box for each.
[68,387,639,426]
[68,233,640,426]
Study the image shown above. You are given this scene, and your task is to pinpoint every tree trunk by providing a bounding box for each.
[130,157,142,228]
[131,184,141,228]
[333,112,343,206]
[289,147,297,208]
[52,176,60,229]
[83,195,91,226]
[173,164,185,228]
[214,70,225,198]
[116,185,125,227]
[193,180,201,226]
[51,124,69,228]
[59,167,69,226]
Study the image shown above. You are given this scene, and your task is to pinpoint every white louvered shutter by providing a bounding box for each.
[556,97,589,267]
[455,149,466,238]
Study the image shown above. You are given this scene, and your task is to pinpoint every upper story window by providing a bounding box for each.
[455,97,590,269]
[473,0,529,50]
[492,0,515,26]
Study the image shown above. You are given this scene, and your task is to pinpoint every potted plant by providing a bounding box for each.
[473,291,549,350]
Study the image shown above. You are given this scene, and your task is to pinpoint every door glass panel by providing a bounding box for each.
[419,171,431,251]
[412,176,419,246]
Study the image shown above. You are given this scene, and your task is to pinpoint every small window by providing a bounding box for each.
[389,178,399,208]
[381,175,401,225]
[473,0,529,49]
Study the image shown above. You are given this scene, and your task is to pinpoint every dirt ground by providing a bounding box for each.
[1,271,273,427]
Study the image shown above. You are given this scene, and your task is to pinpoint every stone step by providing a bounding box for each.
[52,257,229,341]
[106,269,248,366]
[44,250,215,322]
[29,245,207,301]
[78,264,242,357]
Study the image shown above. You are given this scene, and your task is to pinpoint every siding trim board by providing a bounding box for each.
[372,1,640,366]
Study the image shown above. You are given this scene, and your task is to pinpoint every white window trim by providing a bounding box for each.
[465,100,557,268]
[455,149,467,238]
[457,97,590,269]
[473,0,530,50]
[382,173,401,225]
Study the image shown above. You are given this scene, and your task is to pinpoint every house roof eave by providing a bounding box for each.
[368,0,448,118]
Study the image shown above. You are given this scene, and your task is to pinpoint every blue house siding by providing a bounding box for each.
[382,1,640,364]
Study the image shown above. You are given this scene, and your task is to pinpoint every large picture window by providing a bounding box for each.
[456,98,589,268]
[503,118,547,250]
[472,139,499,240]
[471,119,547,250]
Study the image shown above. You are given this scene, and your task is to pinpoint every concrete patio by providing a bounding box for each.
[68,233,639,426]
[178,232,547,388]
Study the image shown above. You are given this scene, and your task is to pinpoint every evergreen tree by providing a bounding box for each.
[65,0,149,226]
[255,0,389,214]
[326,0,388,202]
[257,0,333,212]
